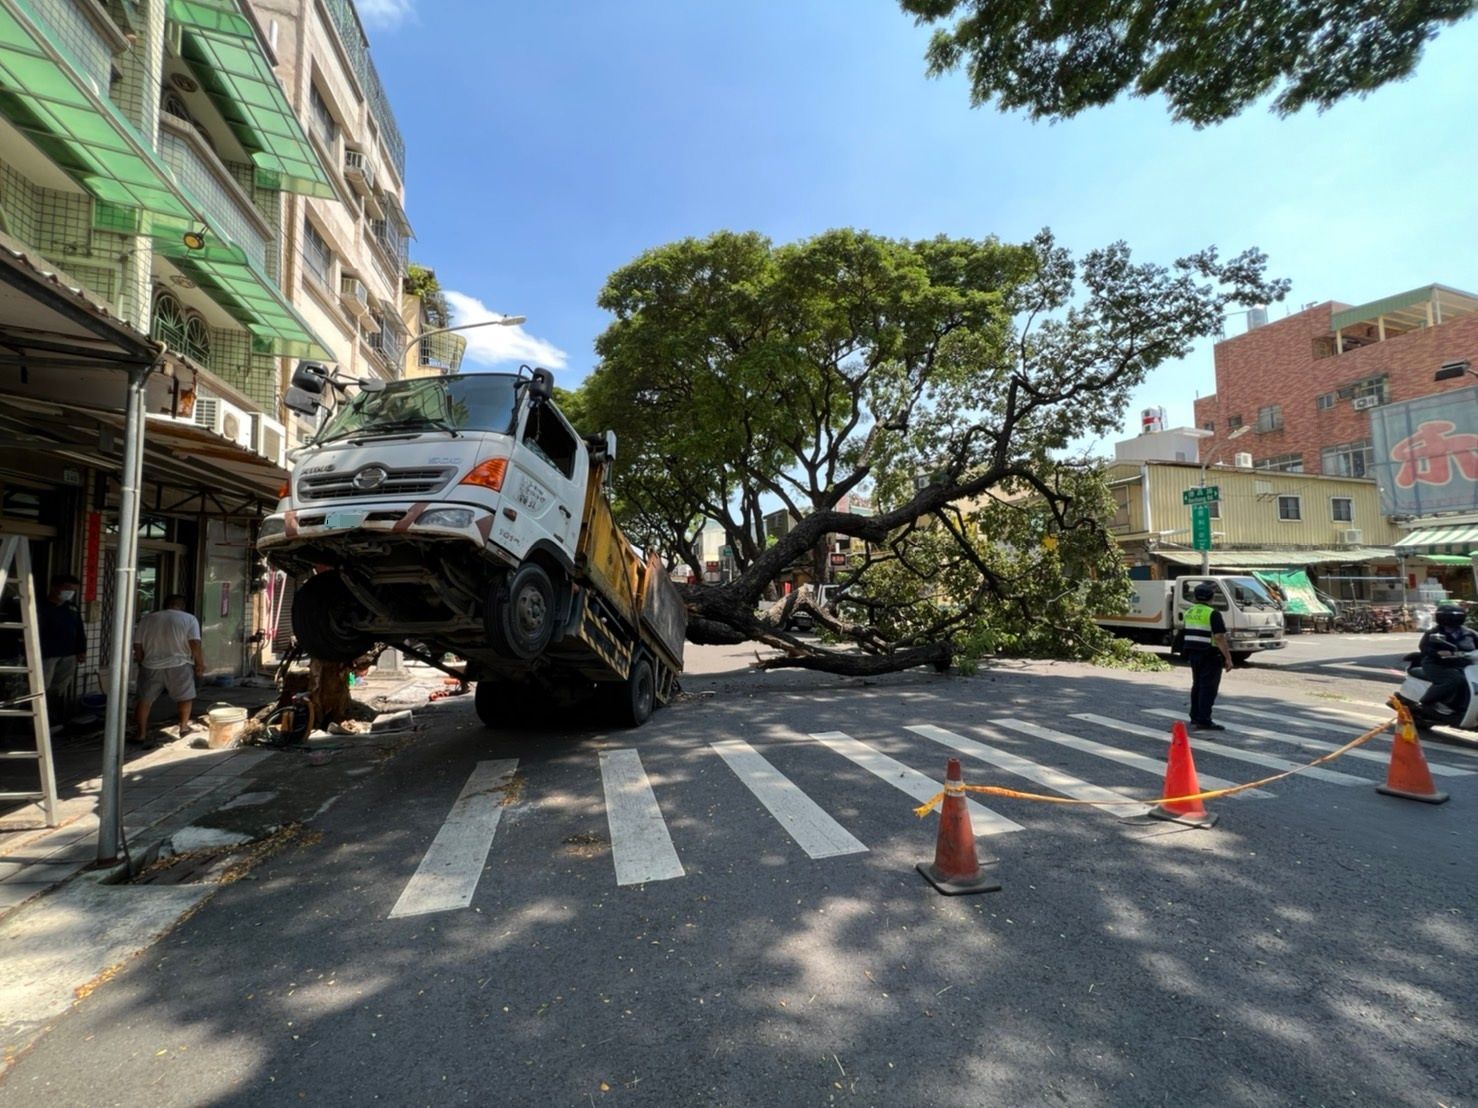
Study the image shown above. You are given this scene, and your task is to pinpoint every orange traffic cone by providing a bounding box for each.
[1150,721,1218,828]
[917,758,1002,896]
[1378,708,1450,805]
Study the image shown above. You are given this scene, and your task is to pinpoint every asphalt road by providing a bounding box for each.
[2,635,1475,1107]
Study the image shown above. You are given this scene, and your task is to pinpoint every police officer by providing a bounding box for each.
[1417,602,1476,717]
[1183,581,1234,731]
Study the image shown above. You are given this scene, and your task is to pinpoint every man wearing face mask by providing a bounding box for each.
[36,574,87,708]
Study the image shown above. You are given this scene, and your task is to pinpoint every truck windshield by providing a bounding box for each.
[1225,576,1279,611]
[313,374,520,442]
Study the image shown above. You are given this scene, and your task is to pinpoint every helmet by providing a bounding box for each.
[1193,582,1217,603]
[1434,602,1468,629]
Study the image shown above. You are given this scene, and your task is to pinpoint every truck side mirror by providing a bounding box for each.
[602,430,616,463]
[291,360,331,396]
[528,367,554,404]
[284,386,320,416]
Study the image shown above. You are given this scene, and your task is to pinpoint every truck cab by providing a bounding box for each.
[259,364,685,726]
[1171,576,1285,660]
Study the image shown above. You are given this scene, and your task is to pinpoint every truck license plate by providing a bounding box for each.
[325,511,366,530]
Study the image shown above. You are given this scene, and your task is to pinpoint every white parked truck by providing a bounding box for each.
[259,365,685,728]
[1096,576,1285,663]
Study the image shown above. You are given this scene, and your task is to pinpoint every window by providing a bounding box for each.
[183,315,210,365]
[1255,405,1283,433]
[1109,488,1130,532]
[1316,393,1335,411]
[1206,499,1220,520]
[309,84,337,150]
[1254,453,1303,473]
[1353,376,1388,405]
[1180,579,1227,611]
[1321,440,1372,478]
[1277,495,1302,521]
[522,404,578,479]
[302,219,332,287]
[1201,421,1215,433]
[1331,497,1354,523]
[151,290,186,349]
[1227,415,1244,431]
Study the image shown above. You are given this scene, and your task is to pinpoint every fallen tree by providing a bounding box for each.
[579,228,1286,674]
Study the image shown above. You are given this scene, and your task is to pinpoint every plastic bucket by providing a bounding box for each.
[206,705,248,749]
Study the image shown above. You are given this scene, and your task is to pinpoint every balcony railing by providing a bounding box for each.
[320,0,405,178]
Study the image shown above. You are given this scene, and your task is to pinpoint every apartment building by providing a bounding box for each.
[401,263,465,377]
[1193,286,1478,479]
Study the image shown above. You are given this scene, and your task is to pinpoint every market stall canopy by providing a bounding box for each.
[1252,569,1332,616]
[1394,524,1478,556]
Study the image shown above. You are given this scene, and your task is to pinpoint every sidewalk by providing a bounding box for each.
[0,662,444,921]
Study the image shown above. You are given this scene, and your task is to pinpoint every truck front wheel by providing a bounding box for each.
[475,679,532,729]
[487,562,556,660]
[292,573,372,663]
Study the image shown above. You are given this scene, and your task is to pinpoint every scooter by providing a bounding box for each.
[1394,650,1478,731]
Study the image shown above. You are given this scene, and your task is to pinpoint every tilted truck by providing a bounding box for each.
[1096,576,1286,663]
[258,365,685,728]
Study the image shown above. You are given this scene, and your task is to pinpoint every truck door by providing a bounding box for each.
[507,402,582,561]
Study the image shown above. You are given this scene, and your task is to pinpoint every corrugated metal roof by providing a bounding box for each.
[1156,548,1395,568]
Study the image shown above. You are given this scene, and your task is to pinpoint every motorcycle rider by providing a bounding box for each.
[1416,602,1477,716]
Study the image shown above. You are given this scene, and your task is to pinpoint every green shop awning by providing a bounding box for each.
[156,238,328,358]
[168,0,335,198]
[1420,554,1476,566]
[1157,548,1395,569]
[1394,524,1478,556]
[1252,569,1332,616]
[0,0,195,226]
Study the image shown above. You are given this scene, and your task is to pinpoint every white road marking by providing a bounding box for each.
[1142,708,1470,778]
[808,730,1024,836]
[906,724,1146,817]
[1215,704,1478,767]
[600,749,684,886]
[711,739,867,859]
[987,718,1267,797]
[389,759,518,919]
[1322,661,1404,677]
[1073,714,1370,785]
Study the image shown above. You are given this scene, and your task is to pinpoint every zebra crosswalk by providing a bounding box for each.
[383,702,1474,916]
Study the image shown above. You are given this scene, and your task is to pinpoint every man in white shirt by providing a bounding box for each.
[133,594,204,743]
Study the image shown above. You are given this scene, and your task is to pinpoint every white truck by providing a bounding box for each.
[258,364,685,728]
[1096,576,1285,663]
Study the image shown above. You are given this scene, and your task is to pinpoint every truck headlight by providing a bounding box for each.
[417,508,475,529]
[259,517,286,541]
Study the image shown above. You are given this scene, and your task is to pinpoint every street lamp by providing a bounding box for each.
[402,314,528,367]
[1198,424,1251,573]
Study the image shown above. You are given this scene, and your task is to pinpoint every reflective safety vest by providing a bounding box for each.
[1183,603,1216,650]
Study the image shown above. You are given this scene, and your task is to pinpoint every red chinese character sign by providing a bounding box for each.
[1370,387,1478,515]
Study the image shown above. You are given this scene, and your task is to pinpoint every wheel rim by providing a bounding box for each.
[636,667,653,715]
[514,582,547,639]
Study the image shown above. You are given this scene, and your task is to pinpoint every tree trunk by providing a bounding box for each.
[308,660,352,726]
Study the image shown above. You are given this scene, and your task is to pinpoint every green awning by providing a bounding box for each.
[156,237,329,358]
[0,0,195,226]
[168,0,335,198]
[1394,524,1478,556]
[1419,554,1476,566]
[1252,570,1332,616]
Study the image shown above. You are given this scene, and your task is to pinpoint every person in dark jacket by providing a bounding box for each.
[37,574,87,698]
[1417,602,1477,716]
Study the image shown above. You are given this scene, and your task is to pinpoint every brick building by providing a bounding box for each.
[1193,285,1478,480]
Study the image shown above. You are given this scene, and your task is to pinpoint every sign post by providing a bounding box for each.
[1191,503,1213,573]
[1183,485,1220,506]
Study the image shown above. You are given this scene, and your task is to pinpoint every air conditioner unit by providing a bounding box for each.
[192,394,253,449]
[1352,395,1379,411]
[251,413,287,467]
[1338,528,1364,546]
[339,275,374,323]
[343,148,375,196]
[1233,451,1253,468]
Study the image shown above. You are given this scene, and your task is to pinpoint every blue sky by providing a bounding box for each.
[360,1,1478,449]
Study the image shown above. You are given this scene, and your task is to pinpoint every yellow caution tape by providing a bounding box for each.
[913,716,1395,818]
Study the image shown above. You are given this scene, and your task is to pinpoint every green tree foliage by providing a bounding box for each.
[580,228,1286,674]
[899,0,1476,126]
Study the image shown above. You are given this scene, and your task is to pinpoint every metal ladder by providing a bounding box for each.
[0,535,60,826]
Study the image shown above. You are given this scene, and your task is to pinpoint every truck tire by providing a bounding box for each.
[292,573,372,663]
[1231,651,1253,667]
[609,655,655,728]
[487,563,556,660]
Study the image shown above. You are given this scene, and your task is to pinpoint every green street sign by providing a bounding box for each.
[1191,503,1212,550]
[1183,485,1220,506]
[720,546,733,558]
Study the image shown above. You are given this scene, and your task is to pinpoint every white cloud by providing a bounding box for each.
[356,0,415,31]
[444,290,568,370]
